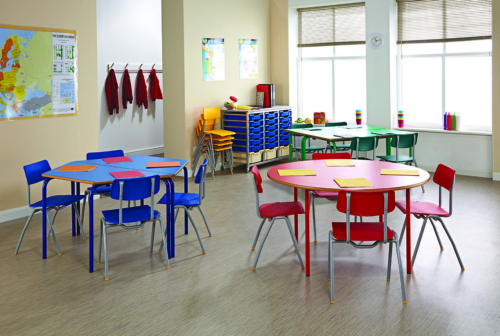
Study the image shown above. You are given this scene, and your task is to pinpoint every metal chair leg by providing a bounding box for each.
[393,232,407,303]
[413,159,425,193]
[284,217,304,268]
[387,241,393,280]
[198,206,212,236]
[103,221,109,280]
[252,218,276,271]
[159,208,179,253]
[73,204,86,240]
[411,217,428,267]
[46,210,61,256]
[81,190,89,228]
[98,218,104,264]
[251,218,266,250]
[157,216,171,269]
[185,209,206,254]
[399,218,406,245]
[150,220,156,255]
[14,209,37,255]
[329,233,335,304]
[436,217,465,270]
[311,192,317,243]
[429,218,444,250]
[47,208,58,238]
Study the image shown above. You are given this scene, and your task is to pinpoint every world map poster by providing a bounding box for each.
[0,25,77,121]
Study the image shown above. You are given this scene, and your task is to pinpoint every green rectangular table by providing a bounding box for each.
[285,125,414,162]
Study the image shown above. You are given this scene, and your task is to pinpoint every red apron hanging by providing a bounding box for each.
[122,69,133,109]
[105,69,119,114]
[135,69,148,109]
[149,68,163,101]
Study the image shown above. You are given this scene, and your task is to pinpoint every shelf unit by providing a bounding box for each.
[222,106,293,173]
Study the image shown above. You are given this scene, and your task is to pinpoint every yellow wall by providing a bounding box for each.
[164,0,272,162]
[0,0,98,211]
[493,0,500,174]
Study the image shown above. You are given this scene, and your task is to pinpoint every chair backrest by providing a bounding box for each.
[350,136,379,160]
[391,133,417,149]
[86,150,124,160]
[336,190,396,243]
[195,159,208,203]
[312,152,351,160]
[203,107,221,121]
[291,123,313,129]
[110,175,161,224]
[24,160,51,186]
[251,165,264,218]
[434,164,456,216]
[326,122,348,127]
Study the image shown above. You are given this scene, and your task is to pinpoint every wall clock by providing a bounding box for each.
[368,33,385,50]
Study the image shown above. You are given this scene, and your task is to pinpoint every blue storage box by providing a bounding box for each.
[233,139,263,147]
[279,110,291,117]
[279,116,291,123]
[225,119,263,127]
[265,140,278,149]
[225,113,262,121]
[249,125,264,133]
[266,124,277,131]
[280,134,289,141]
[266,135,278,143]
[280,139,290,146]
[266,117,278,125]
[225,126,247,133]
[265,111,278,119]
[233,144,263,152]
[266,130,277,137]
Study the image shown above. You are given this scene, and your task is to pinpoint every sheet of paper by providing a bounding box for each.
[102,156,132,164]
[147,161,180,168]
[325,160,355,167]
[278,169,316,176]
[381,169,419,176]
[110,171,146,179]
[202,38,225,81]
[57,166,97,172]
[334,178,373,187]
[239,39,258,79]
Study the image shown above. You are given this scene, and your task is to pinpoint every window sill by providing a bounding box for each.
[393,127,492,136]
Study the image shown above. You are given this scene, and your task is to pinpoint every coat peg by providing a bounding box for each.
[152,64,155,69]
[124,63,128,69]
[110,63,114,69]
[139,64,143,69]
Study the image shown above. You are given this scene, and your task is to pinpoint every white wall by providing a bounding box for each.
[97,0,164,155]
[288,0,493,178]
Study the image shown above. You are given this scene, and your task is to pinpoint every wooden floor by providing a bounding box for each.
[1,161,500,335]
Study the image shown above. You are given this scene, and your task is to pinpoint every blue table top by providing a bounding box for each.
[42,155,188,185]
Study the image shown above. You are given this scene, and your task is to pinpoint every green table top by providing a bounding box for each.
[285,125,414,141]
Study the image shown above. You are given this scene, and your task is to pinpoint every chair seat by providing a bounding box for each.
[31,194,86,208]
[102,205,160,224]
[335,144,351,149]
[314,190,339,198]
[332,221,395,241]
[260,201,305,218]
[205,129,235,137]
[377,154,413,162]
[158,192,200,207]
[88,185,112,194]
[293,146,326,151]
[395,201,449,217]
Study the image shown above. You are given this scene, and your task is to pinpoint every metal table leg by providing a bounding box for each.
[288,133,293,163]
[184,167,188,235]
[71,182,76,236]
[406,188,412,274]
[301,136,308,161]
[42,179,52,259]
[88,186,97,272]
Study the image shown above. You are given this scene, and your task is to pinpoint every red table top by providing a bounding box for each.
[268,160,430,192]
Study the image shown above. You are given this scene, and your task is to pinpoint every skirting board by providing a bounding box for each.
[493,172,500,181]
[0,195,100,224]
[124,146,164,157]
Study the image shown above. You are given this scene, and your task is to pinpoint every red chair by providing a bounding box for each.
[250,166,304,271]
[310,152,352,242]
[329,190,407,304]
[397,164,464,270]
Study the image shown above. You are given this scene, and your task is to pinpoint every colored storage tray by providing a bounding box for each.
[265,111,278,119]
[279,134,289,141]
[233,132,264,140]
[279,110,291,117]
[265,140,278,149]
[225,120,263,127]
[265,124,277,131]
[279,116,291,123]
[265,130,278,137]
[266,135,278,143]
[279,139,290,146]
[225,126,247,133]
[233,139,263,147]
[265,117,278,125]
[233,144,263,152]
[249,126,263,133]
[225,113,263,121]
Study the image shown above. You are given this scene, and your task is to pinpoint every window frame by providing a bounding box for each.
[397,43,492,132]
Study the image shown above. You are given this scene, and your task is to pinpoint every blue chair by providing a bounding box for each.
[15,160,86,256]
[158,159,211,255]
[98,175,169,280]
[81,150,124,225]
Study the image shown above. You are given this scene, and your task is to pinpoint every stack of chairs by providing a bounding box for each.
[193,107,235,179]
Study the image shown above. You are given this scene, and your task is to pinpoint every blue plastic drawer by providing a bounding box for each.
[225,120,263,127]
[280,129,290,135]
[266,135,278,143]
[233,131,263,140]
[249,114,263,121]
[280,139,290,146]
[249,126,263,133]
[280,123,291,130]
[265,140,278,149]
[233,144,263,152]
[265,111,278,119]
[266,117,278,125]
[225,126,246,133]
[225,113,263,121]
[279,110,291,117]
[266,130,277,137]
[266,124,277,131]
[233,139,262,147]
[280,134,289,141]
[279,116,291,123]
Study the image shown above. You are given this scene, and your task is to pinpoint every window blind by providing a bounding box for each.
[397,0,492,44]
[298,3,365,48]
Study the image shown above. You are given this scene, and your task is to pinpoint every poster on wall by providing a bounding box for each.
[202,38,225,82]
[239,39,258,79]
[0,24,77,121]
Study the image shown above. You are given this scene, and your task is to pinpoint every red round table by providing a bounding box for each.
[268,160,431,276]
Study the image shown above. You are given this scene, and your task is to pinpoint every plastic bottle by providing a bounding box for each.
[452,113,457,130]
[456,113,461,131]
[443,112,447,130]
[446,112,453,131]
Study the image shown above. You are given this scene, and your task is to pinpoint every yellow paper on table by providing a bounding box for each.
[278,169,316,176]
[325,160,355,167]
[334,178,373,188]
[381,169,419,176]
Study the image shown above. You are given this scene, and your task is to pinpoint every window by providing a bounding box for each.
[297,3,366,123]
[397,0,492,132]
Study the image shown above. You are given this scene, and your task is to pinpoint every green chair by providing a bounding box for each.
[350,136,379,160]
[291,123,326,160]
[326,122,350,152]
[377,133,424,192]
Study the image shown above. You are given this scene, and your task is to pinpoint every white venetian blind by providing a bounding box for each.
[298,3,366,48]
[397,0,492,44]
